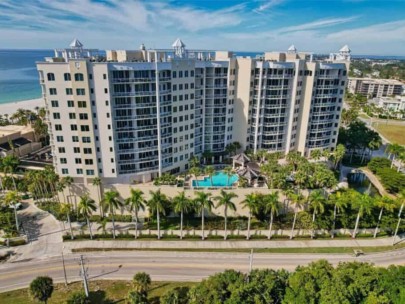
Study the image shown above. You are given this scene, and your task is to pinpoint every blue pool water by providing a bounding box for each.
[192,171,239,187]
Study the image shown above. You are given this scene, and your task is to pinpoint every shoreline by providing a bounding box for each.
[0,98,44,115]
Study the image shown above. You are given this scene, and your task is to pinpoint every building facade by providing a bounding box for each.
[37,39,349,183]
[347,77,403,98]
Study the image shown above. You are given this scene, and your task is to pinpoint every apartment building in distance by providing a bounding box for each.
[37,39,350,184]
[347,77,403,98]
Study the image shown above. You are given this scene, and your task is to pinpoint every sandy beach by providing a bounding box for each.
[0,98,44,115]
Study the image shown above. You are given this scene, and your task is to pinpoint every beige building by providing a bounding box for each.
[37,39,350,184]
[0,125,42,157]
[347,77,403,98]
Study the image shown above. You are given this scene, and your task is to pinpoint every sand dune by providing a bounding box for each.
[0,98,45,115]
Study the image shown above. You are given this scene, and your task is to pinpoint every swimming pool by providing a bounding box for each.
[192,171,239,187]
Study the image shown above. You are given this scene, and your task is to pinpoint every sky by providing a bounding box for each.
[0,0,405,55]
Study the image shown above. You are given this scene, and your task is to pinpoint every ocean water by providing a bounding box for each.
[0,49,53,104]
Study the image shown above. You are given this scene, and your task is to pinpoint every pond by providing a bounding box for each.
[347,171,379,197]
[192,171,239,187]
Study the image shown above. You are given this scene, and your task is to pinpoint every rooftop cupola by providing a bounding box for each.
[172,38,186,58]
[140,43,146,50]
[70,38,83,49]
[287,44,297,54]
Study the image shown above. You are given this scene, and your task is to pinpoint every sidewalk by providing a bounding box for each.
[63,236,396,252]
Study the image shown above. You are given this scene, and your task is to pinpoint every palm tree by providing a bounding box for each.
[189,156,200,168]
[308,190,326,239]
[92,177,104,217]
[393,190,405,245]
[373,196,396,238]
[310,149,322,161]
[353,193,374,238]
[2,155,19,190]
[329,190,348,238]
[194,191,214,240]
[262,192,281,240]
[332,144,346,169]
[147,189,168,240]
[189,166,201,188]
[78,195,97,239]
[101,190,123,239]
[214,190,238,240]
[126,188,145,239]
[62,176,74,210]
[60,203,74,240]
[4,190,21,232]
[289,193,306,239]
[172,191,193,239]
[204,165,215,187]
[241,193,261,240]
[223,166,234,188]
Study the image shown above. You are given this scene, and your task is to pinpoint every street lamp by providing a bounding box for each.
[61,245,68,287]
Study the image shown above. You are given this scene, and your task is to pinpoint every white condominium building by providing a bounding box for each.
[37,39,350,183]
[347,77,403,98]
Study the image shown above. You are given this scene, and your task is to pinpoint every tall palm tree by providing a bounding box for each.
[214,190,238,240]
[223,166,234,188]
[2,155,19,190]
[189,166,201,188]
[393,190,405,245]
[60,203,74,240]
[125,188,145,239]
[147,189,168,240]
[353,193,374,238]
[78,195,97,239]
[373,196,396,238]
[4,190,21,231]
[189,156,200,168]
[308,190,326,239]
[310,149,322,161]
[92,177,104,217]
[172,191,193,239]
[290,192,306,239]
[263,192,281,240]
[241,193,261,240]
[56,181,66,204]
[329,190,348,238]
[101,190,123,239]
[63,176,74,209]
[204,165,215,187]
[194,191,214,240]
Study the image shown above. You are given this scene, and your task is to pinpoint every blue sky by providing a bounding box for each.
[0,0,404,55]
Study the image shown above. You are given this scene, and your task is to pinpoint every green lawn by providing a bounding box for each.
[372,123,405,145]
[0,280,196,304]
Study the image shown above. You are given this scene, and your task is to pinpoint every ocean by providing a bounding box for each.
[0,49,53,104]
[0,49,404,105]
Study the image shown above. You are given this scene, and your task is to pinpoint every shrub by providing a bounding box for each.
[67,292,90,304]
[376,167,405,193]
[368,157,391,173]
[29,276,54,303]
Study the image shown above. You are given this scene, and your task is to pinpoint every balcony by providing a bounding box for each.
[112,77,155,83]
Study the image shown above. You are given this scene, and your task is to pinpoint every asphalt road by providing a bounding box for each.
[1,249,405,292]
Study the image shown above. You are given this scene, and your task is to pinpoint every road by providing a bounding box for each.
[1,249,405,292]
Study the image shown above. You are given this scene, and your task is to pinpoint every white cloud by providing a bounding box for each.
[254,0,285,13]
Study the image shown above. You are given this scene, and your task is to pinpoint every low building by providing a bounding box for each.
[0,125,42,157]
[347,77,403,98]
[370,96,405,118]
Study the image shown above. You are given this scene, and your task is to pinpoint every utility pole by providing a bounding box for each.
[79,255,89,297]
[249,249,254,274]
[392,203,404,246]
[61,246,68,287]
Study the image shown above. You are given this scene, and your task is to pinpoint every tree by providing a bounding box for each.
[393,189,405,244]
[189,156,200,168]
[172,191,192,239]
[310,149,322,161]
[101,190,123,239]
[290,193,306,239]
[241,193,261,240]
[1,155,19,190]
[204,165,215,187]
[61,203,74,240]
[194,191,214,240]
[147,189,168,240]
[263,192,281,239]
[214,190,238,240]
[353,193,374,238]
[92,177,103,217]
[63,176,74,210]
[328,190,348,238]
[161,287,190,304]
[127,291,148,304]
[133,272,151,295]
[373,196,397,238]
[223,166,234,187]
[331,144,346,169]
[126,188,145,239]
[308,190,326,238]
[67,292,91,304]
[4,190,21,231]
[29,276,54,304]
[202,150,213,164]
[78,195,97,239]
[189,166,201,188]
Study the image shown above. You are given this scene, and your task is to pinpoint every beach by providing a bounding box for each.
[0,98,44,115]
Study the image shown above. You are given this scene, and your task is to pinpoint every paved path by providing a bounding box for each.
[361,168,396,199]
[0,249,404,292]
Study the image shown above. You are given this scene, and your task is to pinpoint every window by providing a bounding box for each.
[67,100,74,107]
[60,158,67,164]
[111,158,114,163]
[82,137,91,143]
[73,147,80,153]
[74,73,84,81]
[86,170,95,176]
[103,74,107,79]
[84,148,92,154]
[78,101,87,108]
[66,88,73,95]
[58,147,65,153]
[75,158,82,164]
[85,159,93,165]
[191,70,194,77]
[173,71,177,78]
[185,71,188,77]
[179,71,183,78]
[51,100,59,107]
[106,113,110,118]
[53,113,60,119]
[104,88,108,93]
[49,88,57,95]
[81,125,90,132]
[61,168,69,174]
[55,124,62,131]
[64,73,71,81]
[76,88,85,95]
[76,169,83,175]
[89,74,93,80]
[47,73,55,81]
[79,113,88,120]
[105,100,109,106]
[56,136,64,142]
[69,113,76,119]
[72,136,79,142]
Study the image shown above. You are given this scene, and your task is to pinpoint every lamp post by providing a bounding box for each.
[61,246,68,287]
